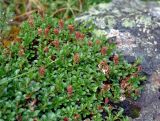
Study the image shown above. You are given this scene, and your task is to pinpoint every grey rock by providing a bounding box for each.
[154,114,160,121]
[76,0,160,120]
[124,55,136,64]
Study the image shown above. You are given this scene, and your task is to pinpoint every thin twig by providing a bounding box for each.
[52,8,67,17]
[13,9,37,21]
[69,7,75,17]
[79,0,83,12]
[29,0,44,11]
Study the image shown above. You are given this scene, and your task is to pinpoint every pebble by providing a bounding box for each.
[154,41,157,45]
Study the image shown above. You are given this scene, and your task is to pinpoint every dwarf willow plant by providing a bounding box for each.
[0,15,145,121]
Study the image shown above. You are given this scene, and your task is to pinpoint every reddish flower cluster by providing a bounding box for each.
[18,48,25,56]
[96,40,101,45]
[98,61,110,74]
[100,46,107,55]
[67,85,73,96]
[121,69,140,92]
[38,28,42,35]
[120,73,138,92]
[113,54,119,64]
[44,27,50,36]
[44,46,49,53]
[108,105,113,110]
[120,79,129,89]
[99,61,106,68]
[97,105,103,110]
[104,97,109,104]
[59,19,64,29]
[75,32,85,40]
[63,117,69,121]
[74,114,80,120]
[39,66,45,76]
[68,24,74,33]
[53,28,59,35]
[88,40,93,46]
[28,17,34,27]
[33,118,38,121]
[137,65,142,72]
[52,40,60,48]
[73,53,80,64]
[101,84,111,92]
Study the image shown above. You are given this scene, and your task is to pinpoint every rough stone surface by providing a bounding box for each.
[76,0,160,121]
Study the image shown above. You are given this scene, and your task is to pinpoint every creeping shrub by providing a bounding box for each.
[0,15,145,121]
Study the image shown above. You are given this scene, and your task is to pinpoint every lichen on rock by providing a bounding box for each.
[76,0,160,120]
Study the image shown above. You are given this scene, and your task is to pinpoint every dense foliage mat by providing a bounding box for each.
[0,15,145,121]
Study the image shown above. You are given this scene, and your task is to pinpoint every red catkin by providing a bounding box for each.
[28,18,34,27]
[96,40,101,45]
[104,98,109,104]
[53,28,59,35]
[39,66,45,76]
[101,47,107,55]
[97,105,103,110]
[63,117,69,121]
[52,40,60,48]
[88,40,93,46]
[44,46,49,53]
[73,53,80,64]
[44,27,50,36]
[102,84,111,91]
[74,114,80,119]
[67,85,73,96]
[68,24,74,33]
[75,31,81,40]
[75,32,85,40]
[38,28,42,35]
[113,54,119,64]
[137,65,142,72]
[59,19,64,29]
[18,49,25,56]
